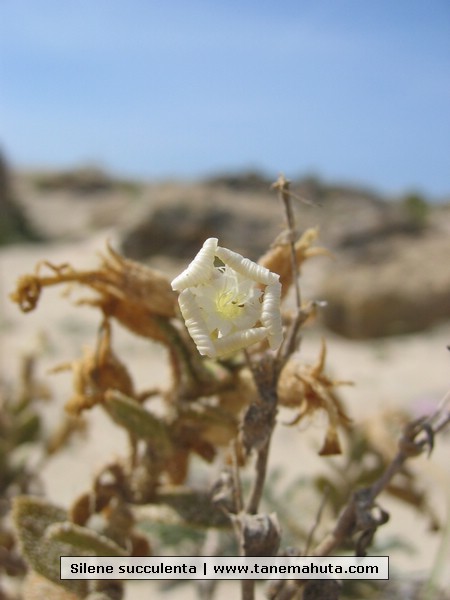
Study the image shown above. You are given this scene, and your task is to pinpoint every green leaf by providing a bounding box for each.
[12,496,87,597]
[46,522,127,557]
[105,391,172,452]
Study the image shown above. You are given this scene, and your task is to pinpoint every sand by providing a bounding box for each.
[1,233,450,599]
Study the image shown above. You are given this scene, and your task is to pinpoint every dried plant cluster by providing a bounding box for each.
[2,176,449,600]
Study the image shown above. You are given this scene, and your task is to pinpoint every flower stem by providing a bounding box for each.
[273,174,301,310]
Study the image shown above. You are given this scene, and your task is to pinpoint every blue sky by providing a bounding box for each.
[1,0,449,197]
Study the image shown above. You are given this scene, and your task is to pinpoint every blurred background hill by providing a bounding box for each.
[3,154,450,340]
[2,0,449,340]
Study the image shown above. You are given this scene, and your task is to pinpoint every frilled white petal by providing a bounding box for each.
[171,237,217,291]
[215,245,278,285]
[178,289,216,357]
[213,328,268,357]
[261,281,283,349]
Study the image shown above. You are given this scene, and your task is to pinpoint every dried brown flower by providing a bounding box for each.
[259,227,331,298]
[51,321,136,415]
[10,243,177,344]
[277,339,352,455]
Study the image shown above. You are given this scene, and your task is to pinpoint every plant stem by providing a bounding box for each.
[269,415,450,599]
[246,437,272,515]
[274,174,301,310]
[241,579,255,600]
[231,439,244,513]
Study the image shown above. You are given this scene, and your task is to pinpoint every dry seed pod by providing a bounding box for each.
[241,400,276,454]
[259,227,330,298]
[233,512,281,556]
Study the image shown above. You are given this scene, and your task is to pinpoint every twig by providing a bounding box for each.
[423,387,450,438]
[241,349,279,517]
[433,411,450,435]
[303,486,329,555]
[243,353,278,515]
[197,529,221,600]
[231,439,244,514]
[276,302,313,369]
[272,174,301,310]
[313,416,439,557]
[241,579,255,600]
[311,498,357,559]
[427,387,450,423]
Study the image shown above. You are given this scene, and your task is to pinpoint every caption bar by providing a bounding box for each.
[61,556,389,580]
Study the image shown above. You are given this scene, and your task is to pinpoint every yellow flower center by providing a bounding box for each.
[215,289,245,319]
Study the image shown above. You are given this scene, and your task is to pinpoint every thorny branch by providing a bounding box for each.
[268,408,450,600]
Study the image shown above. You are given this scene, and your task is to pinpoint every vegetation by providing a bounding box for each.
[0,153,41,245]
[1,176,449,599]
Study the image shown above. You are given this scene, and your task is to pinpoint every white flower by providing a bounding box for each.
[172,238,283,358]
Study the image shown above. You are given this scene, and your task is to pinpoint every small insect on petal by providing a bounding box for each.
[172,238,283,358]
